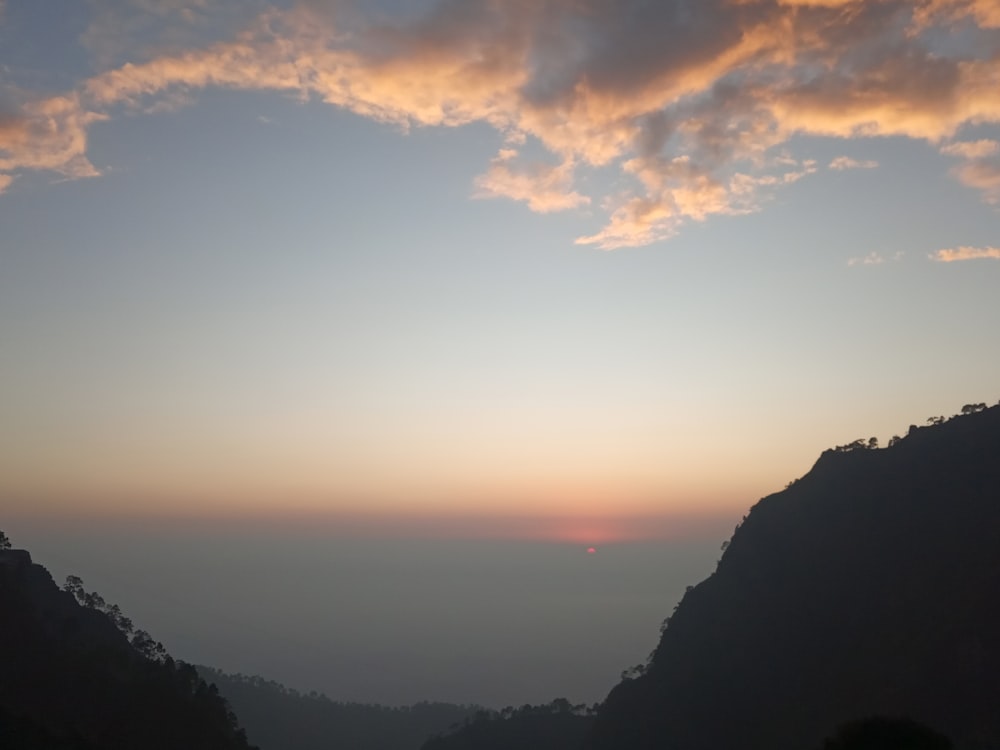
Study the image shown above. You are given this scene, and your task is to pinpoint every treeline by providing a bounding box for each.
[832,400,994,452]
[198,666,479,750]
[62,574,169,661]
[421,699,596,750]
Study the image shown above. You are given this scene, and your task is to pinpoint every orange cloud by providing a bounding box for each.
[4,0,1000,246]
[576,154,817,249]
[931,245,1000,262]
[82,7,527,128]
[0,95,104,181]
[474,149,589,212]
[940,139,1000,202]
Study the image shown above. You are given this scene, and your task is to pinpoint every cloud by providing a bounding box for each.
[81,7,526,128]
[913,0,1000,29]
[951,159,1000,203]
[940,139,1000,202]
[4,0,1000,244]
[940,139,999,159]
[474,149,589,213]
[0,173,13,193]
[575,155,818,249]
[829,156,879,170]
[0,95,105,181]
[931,245,1000,262]
[847,250,903,267]
[848,253,885,266]
[79,0,267,69]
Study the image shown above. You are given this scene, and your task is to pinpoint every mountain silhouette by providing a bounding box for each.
[589,403,1000,750]
[0,547,255,750]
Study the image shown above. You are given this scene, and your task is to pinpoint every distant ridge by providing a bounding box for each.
[197,665,479,750]
[589,402,1000,750]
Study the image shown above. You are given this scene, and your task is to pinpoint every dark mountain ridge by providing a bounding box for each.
[589,403,1000,750]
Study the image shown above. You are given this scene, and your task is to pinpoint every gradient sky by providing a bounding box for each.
[3,0,999,536]
[2,0,1000,706]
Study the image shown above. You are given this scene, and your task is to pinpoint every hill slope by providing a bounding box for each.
[0,547,255,750]
[590,404,1000,750]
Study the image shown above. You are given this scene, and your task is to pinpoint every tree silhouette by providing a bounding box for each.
[0,530,10,551]
[62,576,157,658]
[130,629,168,661]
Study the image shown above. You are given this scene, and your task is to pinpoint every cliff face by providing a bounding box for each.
[0,548,256,750]
[590,405,1000,750]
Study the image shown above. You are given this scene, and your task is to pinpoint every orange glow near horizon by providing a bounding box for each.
[0,401,791,547]
[0,492,742,544]
[0,449,778,523]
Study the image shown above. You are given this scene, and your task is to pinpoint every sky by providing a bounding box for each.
[1,0,1000,706]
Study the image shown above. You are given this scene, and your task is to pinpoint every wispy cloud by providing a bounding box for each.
[575,155,818,249]
[3,1,1000,247]
[940,140,999,159]
[953,160,1000,204]
[79,0,266,69]
[829,156,879,171]
[931,246,1000,262]
[940,140,1000,203]
[913,0,1000,29]
[848,250,903,267]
